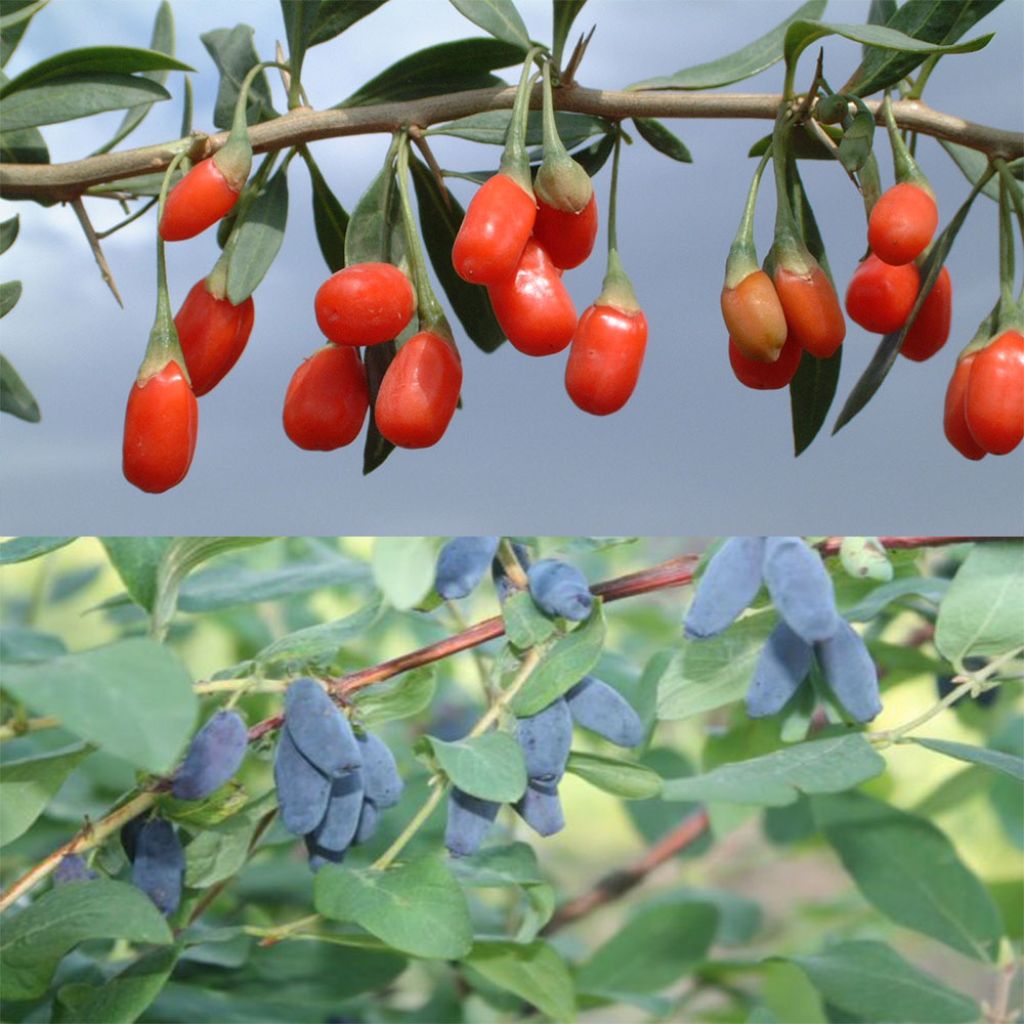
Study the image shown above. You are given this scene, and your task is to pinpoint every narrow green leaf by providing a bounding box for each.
[427,732,527,802]
[629,0,826,90]
[844,577,948,621]
[303,148,349,273]
[0,214,19,255]
[363,340,397,475]
[372,537,438,610]
[552,0,588,69]
[308,0,389,46]
[0,74,170,131]
[340,38,524,107]
[790,348,841,456]
[0,880,172,1001]
[464,940,575,1022]
[0,536,75,564]
[866,0,898,29]
[0,124,49,166]
[565,750,662,799]
[409,154,505,352]
[787,940,980,1023]
[254,595,383,668]
[226,168,289,305]
[940,142,1015,202]
[345,162,404,267]
[0,278,20,317]
[449,0,530,51]
[200,25,276,129]
[315,856,473,959]
[912,737,1024,782]
[280,0,321,83]
[100,536,172,611]
[428,109,608,147]
[632,117,692,162]
[1,0,47,69]
[662,734,886,807]
[812,790,1002,961]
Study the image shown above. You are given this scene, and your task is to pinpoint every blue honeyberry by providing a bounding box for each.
[284,678,361,777]
[53,854,96,886]
[310,770,365,853]
[120,814,149,862]
[815,619,882,723]
[746,621,813,718]
[274,728,332,836]
[357,732,403,808]
[305,833,345,873]
[445,788,500,857]
[762,537,840,643]
[435,537,500,599]
[516,698,573,785]
[684,537,766,639]
[565,676,644,747]
[131,819,184,916]
[172,709,248,800]
[514,782,565,837]
[492,542,531,603]
[353,799,379,845]
[527,559,593,621]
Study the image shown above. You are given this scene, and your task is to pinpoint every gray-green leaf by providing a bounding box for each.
[427,731,527,802]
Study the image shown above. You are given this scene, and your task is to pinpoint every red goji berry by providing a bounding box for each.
[532,193,599,271]
[845,254,919,334]
[487,239,577,357]
[773,264,846,358]
[943,354,986,461]
[729,333,802,390]
[868,183,938,267]
[159,159,241,242]
[283,345,369,451]
[901,266,952,362]
[721,269,788,363]
[314,263,416,347]
[375,331,462,447]
[964,330,1024,455]
[122,360,199,492]
[174,280,255,396]
[452,173,536,285]
[564,304,648,416]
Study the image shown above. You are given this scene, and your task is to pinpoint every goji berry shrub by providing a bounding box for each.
[0,2,1021,488]
[1,535,1021,1022]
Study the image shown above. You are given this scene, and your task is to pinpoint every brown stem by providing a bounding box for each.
[2,90,1019,201]
[70,196,123,307]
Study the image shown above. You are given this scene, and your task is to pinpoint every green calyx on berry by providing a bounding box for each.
[881,92,934,196]
[597,130,640,314]
[499,46,546,197]
[724,151,771,290]
[534,60,593,213]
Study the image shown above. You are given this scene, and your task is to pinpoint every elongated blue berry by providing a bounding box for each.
[172,709,248,800]
[53,854,96,886]
[284,678,361,776]
[435,536,500,599]
[684,537,765,639]
[357,732,403,808]
[445,788,500,857]
[565,676,644,747]
[274,728,332,836]
[514,782,565,837]
[746,621,813,718]
[492,542,531,603]
[527,559,593,621]
[762,537,839,642]
[121,815,149,862]
[132,819,184,916]
[305,833,345,873]
[354,799,379,845]
[516,698,572,784]
[815,619,882,722]
[310,770,364,852]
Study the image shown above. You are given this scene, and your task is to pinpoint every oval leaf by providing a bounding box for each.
[565,750,662,799]
[632,117,692,162]
[428,731,527,802]
[449,0,530,51]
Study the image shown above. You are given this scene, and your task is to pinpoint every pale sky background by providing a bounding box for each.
[1,0,1022,536]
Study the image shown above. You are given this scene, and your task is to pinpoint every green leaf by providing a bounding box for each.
[0,536,75,564]
[0,351,39,421]
[449,842,544,887]
[552,0,588,69]
[0,45,190,96]
[372,537,438,610]
[565,750,662,799]
[0,626,67,663]
[911,737,1024,782]
[279,0,321,83]
[200,25,276,129]
[845,0,1002,97]
[363,340,397,475]
[844,576,948,620]
[941,141,1017,202]
[409,154,506,353]
[345,162,404,267]
[812,790,1002,961]
[501,590,556,649]
[429,109,608,148]
[352,665,436,727]
[427,731,527,802]
[1,1,46,69]
[226,168,289,305]
[833,180,983,433]
[512,601,607,715]
[1,638,197,773]
[92,2,175,155]
[308,0,389,46]
[0,879,172,1001]
[786,940,980,1023]
[303,148,349,272]
[340,38,522,107]
[254,595,384,668]
[185,802,271,888]
[0,214,19,254]
[100,537,172,612]
[629,0,826,90]
[464,940,575,1022]
[0,743,93,847]
[934,541,1024,665]
[576,902,718,996]
[0,73,170,131]
[631,118,692,162]
[315,855,473,959]
[0,278,21,316]
[662,734,886,807]
[657,611,775,720]
[449,0,530,51]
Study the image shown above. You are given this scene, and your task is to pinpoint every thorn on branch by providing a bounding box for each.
[70,196,123,308]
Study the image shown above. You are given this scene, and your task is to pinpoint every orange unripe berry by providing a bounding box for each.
[868,183,938,266]
[773,265,846,358]
[721,270,788,363]
[729,333,802,390]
